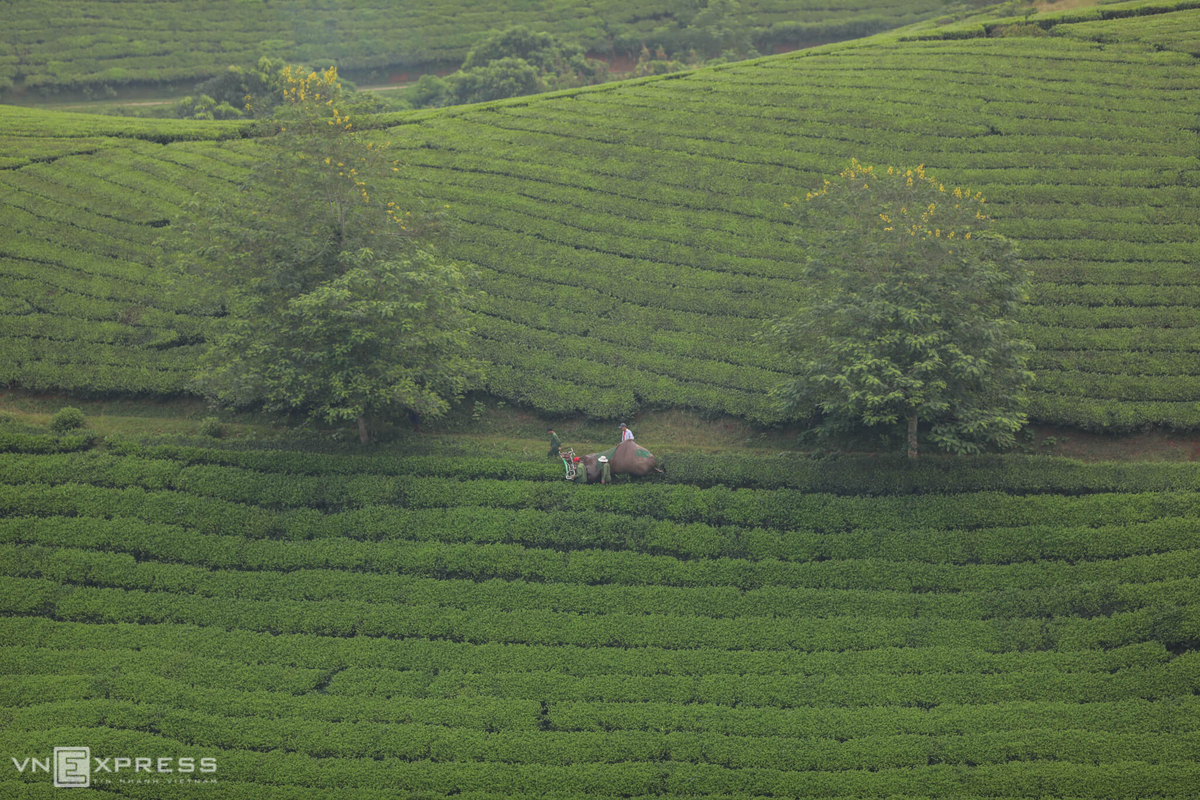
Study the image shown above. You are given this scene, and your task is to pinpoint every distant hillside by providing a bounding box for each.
[1,0,1198,432]
[0,0,957,96]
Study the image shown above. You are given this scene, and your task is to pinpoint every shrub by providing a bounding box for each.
[990,22,1049,37]
[0,411,16,427]
[199,416,225,439]
[49,407,86,433]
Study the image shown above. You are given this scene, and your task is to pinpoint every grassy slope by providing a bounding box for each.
[1,0,1198,433]
[0,0,956,95]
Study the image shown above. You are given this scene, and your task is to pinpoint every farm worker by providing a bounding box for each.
[573,456,587,483]
[598,455,612,485]
[548,427,560,458]
[619,423,634,444]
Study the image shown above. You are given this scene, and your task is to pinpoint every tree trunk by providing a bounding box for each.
[907,412,919,460]
[357,414,369,444]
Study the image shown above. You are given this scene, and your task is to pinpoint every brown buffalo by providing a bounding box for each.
[578,440,658,482]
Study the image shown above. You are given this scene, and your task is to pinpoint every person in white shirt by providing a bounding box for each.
[619,423,634,444]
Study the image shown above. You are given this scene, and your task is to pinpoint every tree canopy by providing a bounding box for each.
[165,66,485,442]
[406,26,609,108]
[765,159,1034,458]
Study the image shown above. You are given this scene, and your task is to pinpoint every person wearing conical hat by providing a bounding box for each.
[598,455,612,485]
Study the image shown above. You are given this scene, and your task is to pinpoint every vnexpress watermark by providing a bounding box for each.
[11,747,217,788]
[53,748,89,788]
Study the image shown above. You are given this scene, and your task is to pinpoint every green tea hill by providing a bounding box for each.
[0,0,957,96]
[1,0,1198,432]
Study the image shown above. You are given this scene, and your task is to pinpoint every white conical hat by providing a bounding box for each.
[598,456,609,463]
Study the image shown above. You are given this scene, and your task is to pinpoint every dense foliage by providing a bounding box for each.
[767,160,1033,457]
[1,436,1198,795]
[408,27,611,108]
[163,67,484,441]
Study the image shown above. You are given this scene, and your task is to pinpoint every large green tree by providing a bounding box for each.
[166,66,485,442]
[765,159,1034,458]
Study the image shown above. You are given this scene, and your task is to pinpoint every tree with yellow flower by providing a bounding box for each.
[166,66,484,443]
[765,159,1033,459]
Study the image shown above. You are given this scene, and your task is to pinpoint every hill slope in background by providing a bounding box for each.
[0,0,956,96]
[1,0,1198,431]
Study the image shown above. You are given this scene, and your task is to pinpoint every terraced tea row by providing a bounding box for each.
[0,134,244,394]
[1,440,1198,796]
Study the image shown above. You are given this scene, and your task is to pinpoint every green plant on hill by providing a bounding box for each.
[199,416,225,439]
[171,94,246,121]
[49,407,86,433]
[195,57,289,117]
[405,26,610,108]
[163,66,485,443]
[120,57,294,121]
[765,160,1035,459]
[991,21,1049,36]
[448,57,544,105]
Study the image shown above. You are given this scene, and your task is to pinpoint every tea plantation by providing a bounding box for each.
[0,0,955,95]
[3,3,1200,794]
[1,431,1199,797]
[2,1,1199,430]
